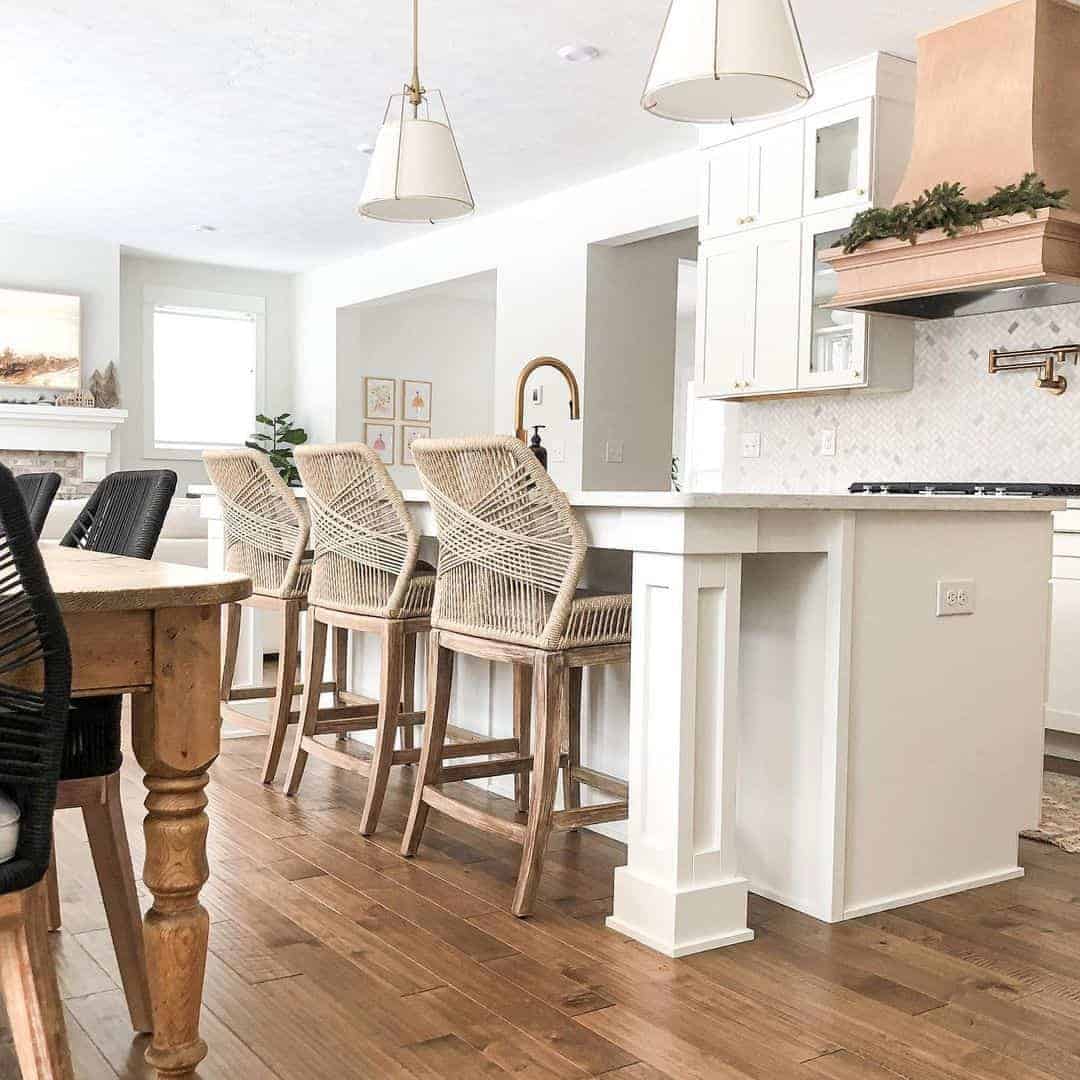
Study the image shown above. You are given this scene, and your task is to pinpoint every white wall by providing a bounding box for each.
[0,226,119,398]
[118,253,297,489]
[335,273,496,488]
[583,228,697,491]
[294,150,699,491]
[722,303,1080,492]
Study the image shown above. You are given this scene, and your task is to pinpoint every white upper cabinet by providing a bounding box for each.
[695,53,916,402]
[697,223,802,398]
[804,100,873,214]
[703,123,804,237]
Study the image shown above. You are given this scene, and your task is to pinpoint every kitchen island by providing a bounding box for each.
[197,486,1057,957]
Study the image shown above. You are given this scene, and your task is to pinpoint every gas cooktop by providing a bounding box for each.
[849,482,1080,497]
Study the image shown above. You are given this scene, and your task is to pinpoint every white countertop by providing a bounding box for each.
[190,484,1062,513]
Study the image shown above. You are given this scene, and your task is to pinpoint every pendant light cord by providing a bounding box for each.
[408,0,422,114]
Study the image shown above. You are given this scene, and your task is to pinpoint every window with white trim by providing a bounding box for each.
[144,288,265,458]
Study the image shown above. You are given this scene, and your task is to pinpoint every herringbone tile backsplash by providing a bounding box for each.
[734,305,1080,491]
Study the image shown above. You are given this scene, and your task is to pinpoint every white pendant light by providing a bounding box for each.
[642,0,813,124]
[358,0,474,223]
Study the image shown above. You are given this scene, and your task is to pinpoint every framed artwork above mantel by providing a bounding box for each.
[0,287,81,390]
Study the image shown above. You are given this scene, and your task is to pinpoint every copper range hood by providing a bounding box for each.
[822,0,1080,319]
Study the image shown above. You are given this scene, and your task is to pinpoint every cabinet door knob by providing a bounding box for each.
[856,188,866,197]
[746,215,756,223]
[736,216,746,225]
[852,369,862,379]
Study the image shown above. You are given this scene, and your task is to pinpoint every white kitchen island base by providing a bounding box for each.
[197,487,1057,957]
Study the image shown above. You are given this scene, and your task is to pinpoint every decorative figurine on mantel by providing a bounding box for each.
[88,361,120,408]
[55,388,96,408]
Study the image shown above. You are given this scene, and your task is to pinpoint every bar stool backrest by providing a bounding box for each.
[60,469,176,560]
[295,443,422,618]
[203,450,308,599]
[411,435,586,649]
[15,472,61,540]
[0,463,71,896]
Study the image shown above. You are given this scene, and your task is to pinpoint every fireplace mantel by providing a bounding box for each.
[0,404,128,481]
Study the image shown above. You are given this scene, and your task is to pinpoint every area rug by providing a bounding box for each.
[1021,771,1080,852]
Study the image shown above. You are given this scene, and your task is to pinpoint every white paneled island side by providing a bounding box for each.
[197,486,1057,957]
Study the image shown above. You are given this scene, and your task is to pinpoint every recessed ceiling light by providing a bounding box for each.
[558,44,600,63]
[357,142,376,155]
[193,224,218,233]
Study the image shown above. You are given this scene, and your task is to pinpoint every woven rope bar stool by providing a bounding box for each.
[204,449,343,785]
[287,444,519,834]
[402,436,631,916]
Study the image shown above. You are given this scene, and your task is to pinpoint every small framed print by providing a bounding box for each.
[364,376,396,420]
[401,425,430,466]
[364,423,395,465]
[402,379,432,423]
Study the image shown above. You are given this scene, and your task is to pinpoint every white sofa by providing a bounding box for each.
[41,495,210,567]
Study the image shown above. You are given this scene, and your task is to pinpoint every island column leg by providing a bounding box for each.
[607,551,752,957]
[131,604,221,1079]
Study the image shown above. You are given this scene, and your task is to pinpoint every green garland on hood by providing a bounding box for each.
[840,173,1069,254]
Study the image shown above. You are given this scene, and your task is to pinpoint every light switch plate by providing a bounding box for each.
[548,438,565,464]
[741,432,762,459]
[530,385,543,406]
[604,440,624,464]
[820,428,837,457]
[936,579,975,616]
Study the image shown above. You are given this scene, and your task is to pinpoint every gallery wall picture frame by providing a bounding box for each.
[365,422,395,465]
[402,379,432,423]
[401,424,430,466]
[364,376,396,420]
[0,286,82,390]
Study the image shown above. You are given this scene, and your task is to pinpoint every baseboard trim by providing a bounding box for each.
[604,917,755,958]
[842,866,1025,920]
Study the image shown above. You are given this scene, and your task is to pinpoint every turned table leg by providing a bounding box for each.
[131,605,221,1079]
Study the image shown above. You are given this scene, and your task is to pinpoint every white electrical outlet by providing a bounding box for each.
[741,432,762,458]
[936,579,976,617]
[820,428,837,457]
[604,440,624,464]
[548,438,565,463]
[530,385,544,406]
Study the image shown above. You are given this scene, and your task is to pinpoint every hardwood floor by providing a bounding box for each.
[6,735,1080,1078]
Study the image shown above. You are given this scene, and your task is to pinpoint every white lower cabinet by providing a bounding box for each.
[1047,514,1080,735]
[697,223,802,397]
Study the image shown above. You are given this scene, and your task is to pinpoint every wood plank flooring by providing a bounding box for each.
[5,734,1080,1079]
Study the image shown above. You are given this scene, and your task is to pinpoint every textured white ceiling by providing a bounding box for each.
[2,1,995,271]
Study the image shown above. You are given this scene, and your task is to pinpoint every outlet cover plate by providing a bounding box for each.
[820,428,837,457]
[936,579,975,616]
[604,440,624,464]
[741,432,762,458]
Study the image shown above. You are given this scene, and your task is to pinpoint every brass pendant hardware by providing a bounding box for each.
[988,345,1078,395]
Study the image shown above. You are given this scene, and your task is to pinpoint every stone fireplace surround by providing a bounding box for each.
[0,404,128,499]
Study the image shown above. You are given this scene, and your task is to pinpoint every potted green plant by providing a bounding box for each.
[246,413,308,486]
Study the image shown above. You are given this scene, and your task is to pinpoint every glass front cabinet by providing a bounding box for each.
[798,210,868,390]
[804,100,874,215]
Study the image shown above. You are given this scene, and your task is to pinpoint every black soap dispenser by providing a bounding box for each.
[528,425,548,470]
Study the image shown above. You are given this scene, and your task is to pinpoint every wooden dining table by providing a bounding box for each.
[42,546,251,1079]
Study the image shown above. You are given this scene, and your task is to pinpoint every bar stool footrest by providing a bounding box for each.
[421,785,527,845]
[552,802,628,831]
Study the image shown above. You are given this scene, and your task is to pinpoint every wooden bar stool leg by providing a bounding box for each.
[401,631,418,752]
[562,666,583,828]
[360,620,406,836]
[332,626,349,705]
[513,651,567,917]
[44,845,60,933]
[0,880,75,1080]
[402,630,454,857]
[262,598,302,785]
[285,611,327,797]
[83,773,153,1034]
[220,601,242,702]
[513,664,532,814]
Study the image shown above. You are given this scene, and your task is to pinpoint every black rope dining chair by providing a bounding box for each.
[0,462,75,1078]
[15,471,61,539]
[47,467,176,1035]
[60,468,176,558]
